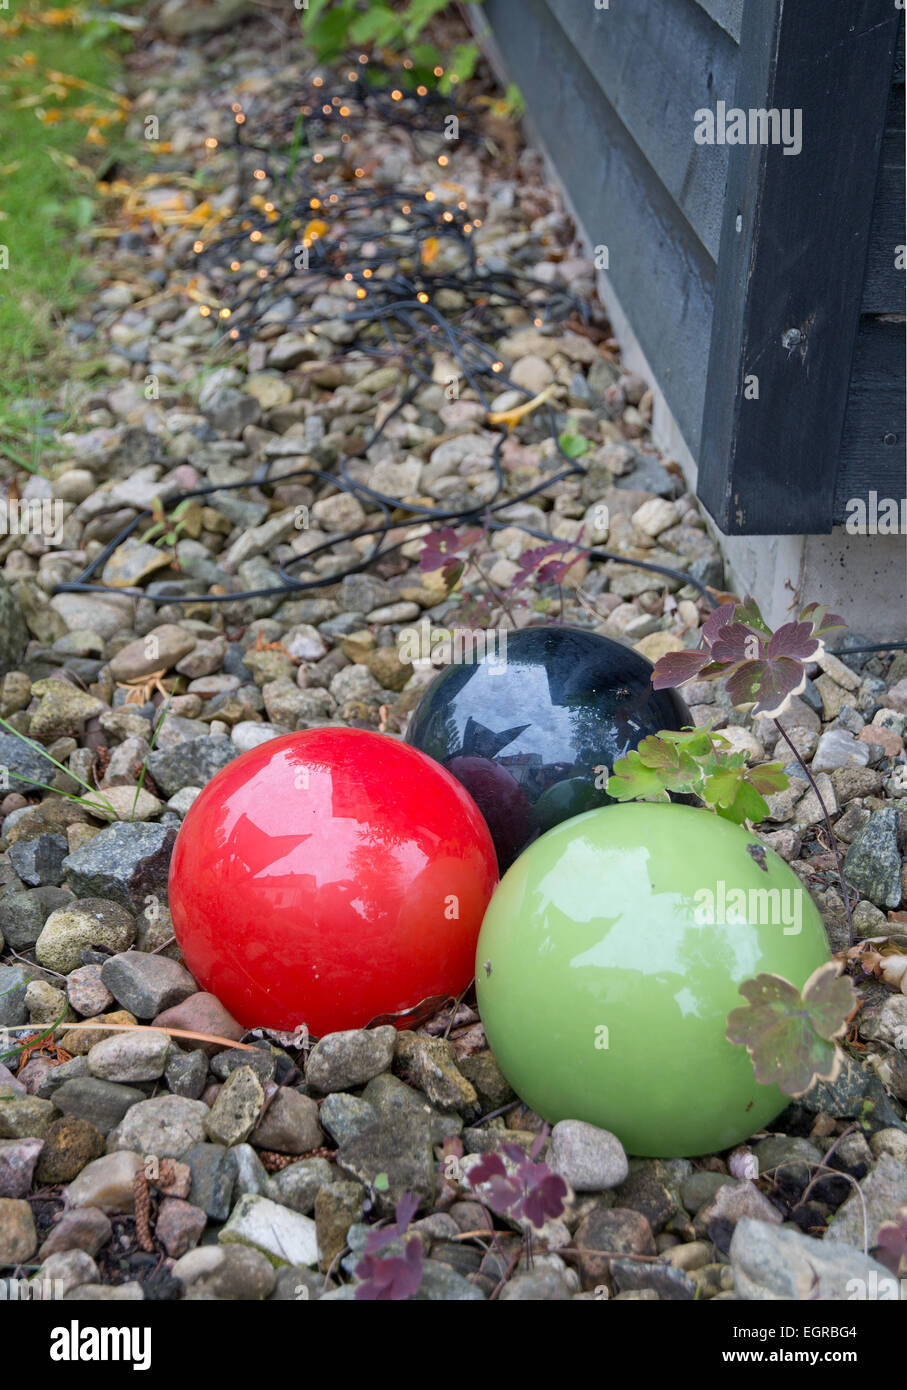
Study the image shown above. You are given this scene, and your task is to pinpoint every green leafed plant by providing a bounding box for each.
[606,725,788,826]
[300,0,482,94]
[725,962,858,1097]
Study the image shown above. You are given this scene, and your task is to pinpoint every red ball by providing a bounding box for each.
[168,728,498,1035]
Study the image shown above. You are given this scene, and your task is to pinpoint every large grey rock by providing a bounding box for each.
[184,1142,237,1221]
[843,808,903,908]
[147,736,237,796]
[62,824,176,911]
[731,1217,899,1300]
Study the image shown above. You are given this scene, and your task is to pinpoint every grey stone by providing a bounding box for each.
[731,1217,899,1300]
[49,1077,144,1136]
[36,898,135,973]
[319,1093,378,1145]
[0,578,29,675]
[107,1095,209,1158]
[210,1047,277,1084]
[269,1157,335,1215]
[87,1029,171,1083]
[100,951,196,1019]
[184,1142,236,1221]
[62,824,177,912]
[219,1192,319,1268]
[0,886,72,951]
[165,1048,209,1099]
[548,1120,629,1192]
[230,1143,272,1199]
[8,833,68,887]
[497,1268,572,1300]
[147,735,237,797]
[204,1066,265,1146]
[172,1243,275,1300]
[0,730,56,794]
[305,1026,396,1092]
[249,1086,321,1155]
[843,808,903,908]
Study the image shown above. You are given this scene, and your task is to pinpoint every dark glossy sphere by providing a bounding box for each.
[406,626,691,871]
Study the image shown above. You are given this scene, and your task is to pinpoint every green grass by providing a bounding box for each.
[0,3,137,440]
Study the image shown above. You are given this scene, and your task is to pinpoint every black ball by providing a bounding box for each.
[406,625,691,872]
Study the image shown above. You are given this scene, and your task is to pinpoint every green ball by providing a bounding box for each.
[476,802,830,1157]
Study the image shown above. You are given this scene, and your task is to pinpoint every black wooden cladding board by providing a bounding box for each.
[544,0,737,261]
[483,0,716,456]
[691,0,743,45]
[835,318,907,523]
[698,0,902,535]
[860,54,905,315]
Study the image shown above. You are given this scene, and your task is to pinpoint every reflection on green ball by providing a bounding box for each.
[476,803,830,1157]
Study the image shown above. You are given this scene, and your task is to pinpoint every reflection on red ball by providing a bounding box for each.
[168,728,498,1035]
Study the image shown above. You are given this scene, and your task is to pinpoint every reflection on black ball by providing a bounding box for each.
[406,625,691,872]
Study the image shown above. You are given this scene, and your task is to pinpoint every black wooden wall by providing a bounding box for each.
[479,0,905,536]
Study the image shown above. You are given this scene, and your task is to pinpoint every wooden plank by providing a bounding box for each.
[692,0,743,44]
[544,0,738,259]
[861,78,906,313]
[833,316,907,523]
[697,0,902,535]
[483,0,716,456]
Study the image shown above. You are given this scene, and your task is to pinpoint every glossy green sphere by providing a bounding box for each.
[476,803,830,1157]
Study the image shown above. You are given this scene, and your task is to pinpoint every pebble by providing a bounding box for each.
[219,1192,319,1268]
[0,1197,37,1264]
[547,1119,629,1191]
[87,1029,171,1083]
[39,1206,112,1258]
[812,728,872,773]
[35,1117,105,1184]
[66,1151,145,1213]
[306,1026,397,1092]
[249,1086,322,1154]
[108,1096,210,1159]
[51,1077,144,1135]
[0,1137,43,1197]
[100,951,197,1019]
[35,899,136,974]
[204,1066,265,1146]
[173,1242,276,1299]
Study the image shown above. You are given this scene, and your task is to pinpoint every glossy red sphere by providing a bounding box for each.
[168,728,498,1035]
